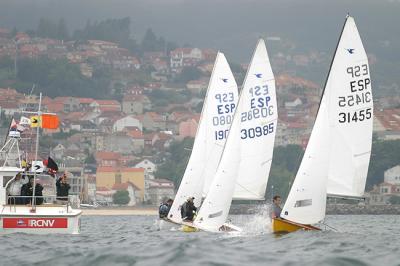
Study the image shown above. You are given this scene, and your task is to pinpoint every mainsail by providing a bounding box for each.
[280,15,372,225]
[280,96,330,225]
[168,52,238,223]
[194,39,277,231]
[233,39,278,200]
[326,16,373,198]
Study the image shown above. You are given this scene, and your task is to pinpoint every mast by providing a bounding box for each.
[31,92,42,212]
[317,15,349,111]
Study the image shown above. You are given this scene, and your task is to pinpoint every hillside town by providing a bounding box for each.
[1,25,400,208]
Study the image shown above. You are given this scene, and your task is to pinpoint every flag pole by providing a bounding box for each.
[31,93,42,212]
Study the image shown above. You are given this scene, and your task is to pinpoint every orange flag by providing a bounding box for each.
[41,114,59,129]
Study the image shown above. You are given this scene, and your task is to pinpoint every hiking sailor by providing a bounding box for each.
[159,198,173,219]
[181,197,197,222]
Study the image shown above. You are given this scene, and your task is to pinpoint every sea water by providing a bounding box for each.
[1,213,399,266]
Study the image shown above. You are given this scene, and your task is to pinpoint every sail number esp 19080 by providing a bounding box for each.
[213,92,236,140]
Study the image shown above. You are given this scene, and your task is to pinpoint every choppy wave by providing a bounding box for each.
[1,215,400,266]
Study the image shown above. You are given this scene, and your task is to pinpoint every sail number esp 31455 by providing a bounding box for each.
[338,63,372,123]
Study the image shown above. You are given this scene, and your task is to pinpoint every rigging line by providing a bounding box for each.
[235,181,262,199]
[319,221,339,232]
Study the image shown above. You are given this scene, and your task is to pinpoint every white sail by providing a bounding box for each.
[281,15,372,225]
[233,39,278,200]
[280,97,331,225]
[168,52,238,223]
[326,16,373,198]
[194,39,277,231]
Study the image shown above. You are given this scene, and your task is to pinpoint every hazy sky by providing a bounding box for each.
[0,0,399,98]
[0,0,399,62]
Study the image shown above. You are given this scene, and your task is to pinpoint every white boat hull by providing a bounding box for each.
[0,205,82,234]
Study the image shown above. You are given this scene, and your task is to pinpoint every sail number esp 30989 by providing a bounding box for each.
[338,63,372,123]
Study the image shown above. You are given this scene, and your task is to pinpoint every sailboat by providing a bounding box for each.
[193,39,278,232]
[0,93,82,234]
[165,52,239,227]
[272,15,373,233]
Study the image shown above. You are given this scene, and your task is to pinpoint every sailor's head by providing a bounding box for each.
[187,197,195,203]
[273,195,281,205]
[29,177,35,185]
[167,198,173,205]
[61,173,67,182]
[15,173,22,180]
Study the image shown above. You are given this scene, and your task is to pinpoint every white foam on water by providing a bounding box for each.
[233,204,273,236]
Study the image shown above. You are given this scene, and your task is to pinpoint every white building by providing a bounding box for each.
[113,116,143,132]
[284,98,302,108]
[135,159,157,179]
[170,47,203,69]
[384,165,400,185]
[147,179,175,205]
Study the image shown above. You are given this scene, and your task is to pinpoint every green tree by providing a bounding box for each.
[6,56,111,97]
[84,154,96,164]
[194,101,204,113]
[73,17,138,53]
[367,140,400,189]
[266,145,304,200]
[57,18,69,40]
[141,28,159,52]
[147,89,189,107]
[113,190,130,205]
[389,195,400,205]
[155,137,194,186]
[176,66,203,83]
[37,18,58,39]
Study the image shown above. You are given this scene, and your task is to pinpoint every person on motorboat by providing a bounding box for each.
[7,173,27,204]
[159,198,173,219]
[181,197,197,222]
[56,173,71,204]
[21,177,44,205]
[270,195,282,219]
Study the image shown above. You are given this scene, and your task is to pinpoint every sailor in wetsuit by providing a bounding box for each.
[180,197,197,222]
[159,198,173,219]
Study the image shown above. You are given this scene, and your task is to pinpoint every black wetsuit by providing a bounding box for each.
[180,201,197,221]
[56,178,71,200]
[22,183,44,205]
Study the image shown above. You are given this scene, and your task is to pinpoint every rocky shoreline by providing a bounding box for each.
[80,204,400,216]
[326,204,400,215]
[229,203,400,215]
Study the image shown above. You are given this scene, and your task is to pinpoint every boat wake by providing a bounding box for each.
[227,204,273,237]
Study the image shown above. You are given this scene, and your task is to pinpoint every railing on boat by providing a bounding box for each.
[6,195,78,213]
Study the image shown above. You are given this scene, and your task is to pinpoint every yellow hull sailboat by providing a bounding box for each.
[273,15,372,234]
[272,218,320,234]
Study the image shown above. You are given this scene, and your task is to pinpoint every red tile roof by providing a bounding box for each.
[375,109,400,131]
[112,182,140,191]
[95,100,121,106]
[96,166,144,173]
[96,151,121,161]
[78,98,95,104]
